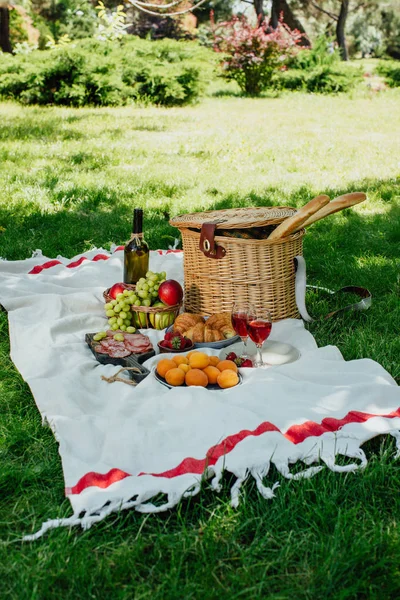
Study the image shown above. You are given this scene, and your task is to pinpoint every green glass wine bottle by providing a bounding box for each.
[123,209,149,284]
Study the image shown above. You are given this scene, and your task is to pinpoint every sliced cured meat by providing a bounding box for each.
[100,338,131,358]
[124,334,153,354]
[91,332,153,358]
[94,344,109,355]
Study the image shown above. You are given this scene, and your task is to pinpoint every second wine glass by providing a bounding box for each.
[231,302,255,359]
[246,309,272,368]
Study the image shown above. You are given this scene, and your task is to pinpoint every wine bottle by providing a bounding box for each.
[123,209,149,284]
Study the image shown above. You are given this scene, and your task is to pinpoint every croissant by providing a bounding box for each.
[173,312,235,344]
[219,325,236,339]
[174,312,204,334]
[204,325,224,343]
[206,312,232,331]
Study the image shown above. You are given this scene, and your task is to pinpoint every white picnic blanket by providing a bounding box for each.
[1,247,399,541]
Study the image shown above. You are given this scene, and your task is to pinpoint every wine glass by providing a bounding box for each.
[246,309,272,368]
[231,302,255,359]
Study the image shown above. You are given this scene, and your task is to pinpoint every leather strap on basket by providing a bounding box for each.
[294,256,372,322]
[199,223,226,259]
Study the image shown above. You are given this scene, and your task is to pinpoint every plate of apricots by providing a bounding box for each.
[154,350,242,390]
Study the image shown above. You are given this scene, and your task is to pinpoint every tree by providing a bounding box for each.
[296,0,373,60]
[0,4,12,52]
[270,0,310,46]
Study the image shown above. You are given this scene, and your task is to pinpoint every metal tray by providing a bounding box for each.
[165,325,240,350]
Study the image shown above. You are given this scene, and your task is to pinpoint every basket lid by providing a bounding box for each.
[169,207,296,230]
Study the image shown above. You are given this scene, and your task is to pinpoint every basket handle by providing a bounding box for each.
[294,256,371,321]
[199,223,226,259]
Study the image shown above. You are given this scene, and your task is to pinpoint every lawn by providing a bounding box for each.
[0,90,400,599]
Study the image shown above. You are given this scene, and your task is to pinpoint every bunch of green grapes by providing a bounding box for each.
[134,271,167,306]
[103,272,167,331]
[104,290,137,333]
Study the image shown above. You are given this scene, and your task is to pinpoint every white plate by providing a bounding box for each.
[219,340,301,366]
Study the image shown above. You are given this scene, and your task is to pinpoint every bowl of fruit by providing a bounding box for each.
[158,331,194,354]
[104,272,183,331]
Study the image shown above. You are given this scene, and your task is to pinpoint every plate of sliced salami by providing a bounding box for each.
[86,330,155,384]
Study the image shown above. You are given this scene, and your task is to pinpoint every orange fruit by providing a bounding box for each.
[189,351,210,370]
[203,365,221,385]
[178,364,191,374]
[186,350,197,360]
[217,360,238,373]
[156,358,177,378]
[185,369,208,387]
[209,356,220,367]
[173,355,189,366]
[217,370,239,389]
[165,368,185,387]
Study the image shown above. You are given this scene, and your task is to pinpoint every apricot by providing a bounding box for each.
[203,365,221,385]
[157,358,177,378]
[217,369,239,389]
[209,356,220,367]
[185,368,208,387]
[186,350,198,360]
[189,351,210,370]
[217,359,238,373]
[178,363,191,374]
[165,368,185,387]
[173,355,189,366]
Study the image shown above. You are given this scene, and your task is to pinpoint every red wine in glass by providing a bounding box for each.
[231,302,255,359]
[247,311,272,367]
[247,321,272,346]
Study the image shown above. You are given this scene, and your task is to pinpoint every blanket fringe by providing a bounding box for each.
[23,429,400,541]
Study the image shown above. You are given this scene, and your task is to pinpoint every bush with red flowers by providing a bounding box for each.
[212,15,303,95]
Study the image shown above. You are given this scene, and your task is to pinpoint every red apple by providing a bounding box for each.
[108,282,129,299]
[158,280,183,306]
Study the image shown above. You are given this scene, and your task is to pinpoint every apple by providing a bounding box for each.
[158,280,183,306]
[108,282,129,300]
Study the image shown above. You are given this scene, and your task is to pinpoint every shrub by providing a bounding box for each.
[286,35,340,70]
[274,63,363,94]
[0,37,211,107]
[212,16,303,95]
[274,38,363,94]
[376,61,400,88]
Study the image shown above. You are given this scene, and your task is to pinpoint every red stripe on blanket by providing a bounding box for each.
[28,260,62,274]
[29,249,181,274]
[66,467,130,495]
[67,408,400,495]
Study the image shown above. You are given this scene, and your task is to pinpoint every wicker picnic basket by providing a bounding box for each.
[169,207,304,322]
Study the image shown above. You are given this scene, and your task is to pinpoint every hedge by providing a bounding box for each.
[0,37,214,107]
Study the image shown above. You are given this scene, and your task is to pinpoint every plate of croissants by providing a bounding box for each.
[169,312,240,349]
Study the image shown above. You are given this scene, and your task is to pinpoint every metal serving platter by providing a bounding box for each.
[154,367,242,391]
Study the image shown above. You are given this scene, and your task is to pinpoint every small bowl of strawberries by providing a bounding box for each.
[225,352,254,368]
[158,331,194,354]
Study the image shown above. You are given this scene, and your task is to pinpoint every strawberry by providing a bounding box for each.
[171,334,185,350]
[226,352,237,361]
[164,331,175,342]
[159,340,172,349]
[184,337,192,348]
[240,359,253,368]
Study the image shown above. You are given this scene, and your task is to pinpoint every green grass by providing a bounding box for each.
[0,91,400,599]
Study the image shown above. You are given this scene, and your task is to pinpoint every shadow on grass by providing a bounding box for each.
[0,111,168,143]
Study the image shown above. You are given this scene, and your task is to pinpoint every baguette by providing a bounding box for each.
[298,192,367,229]
[267,195,330,240]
